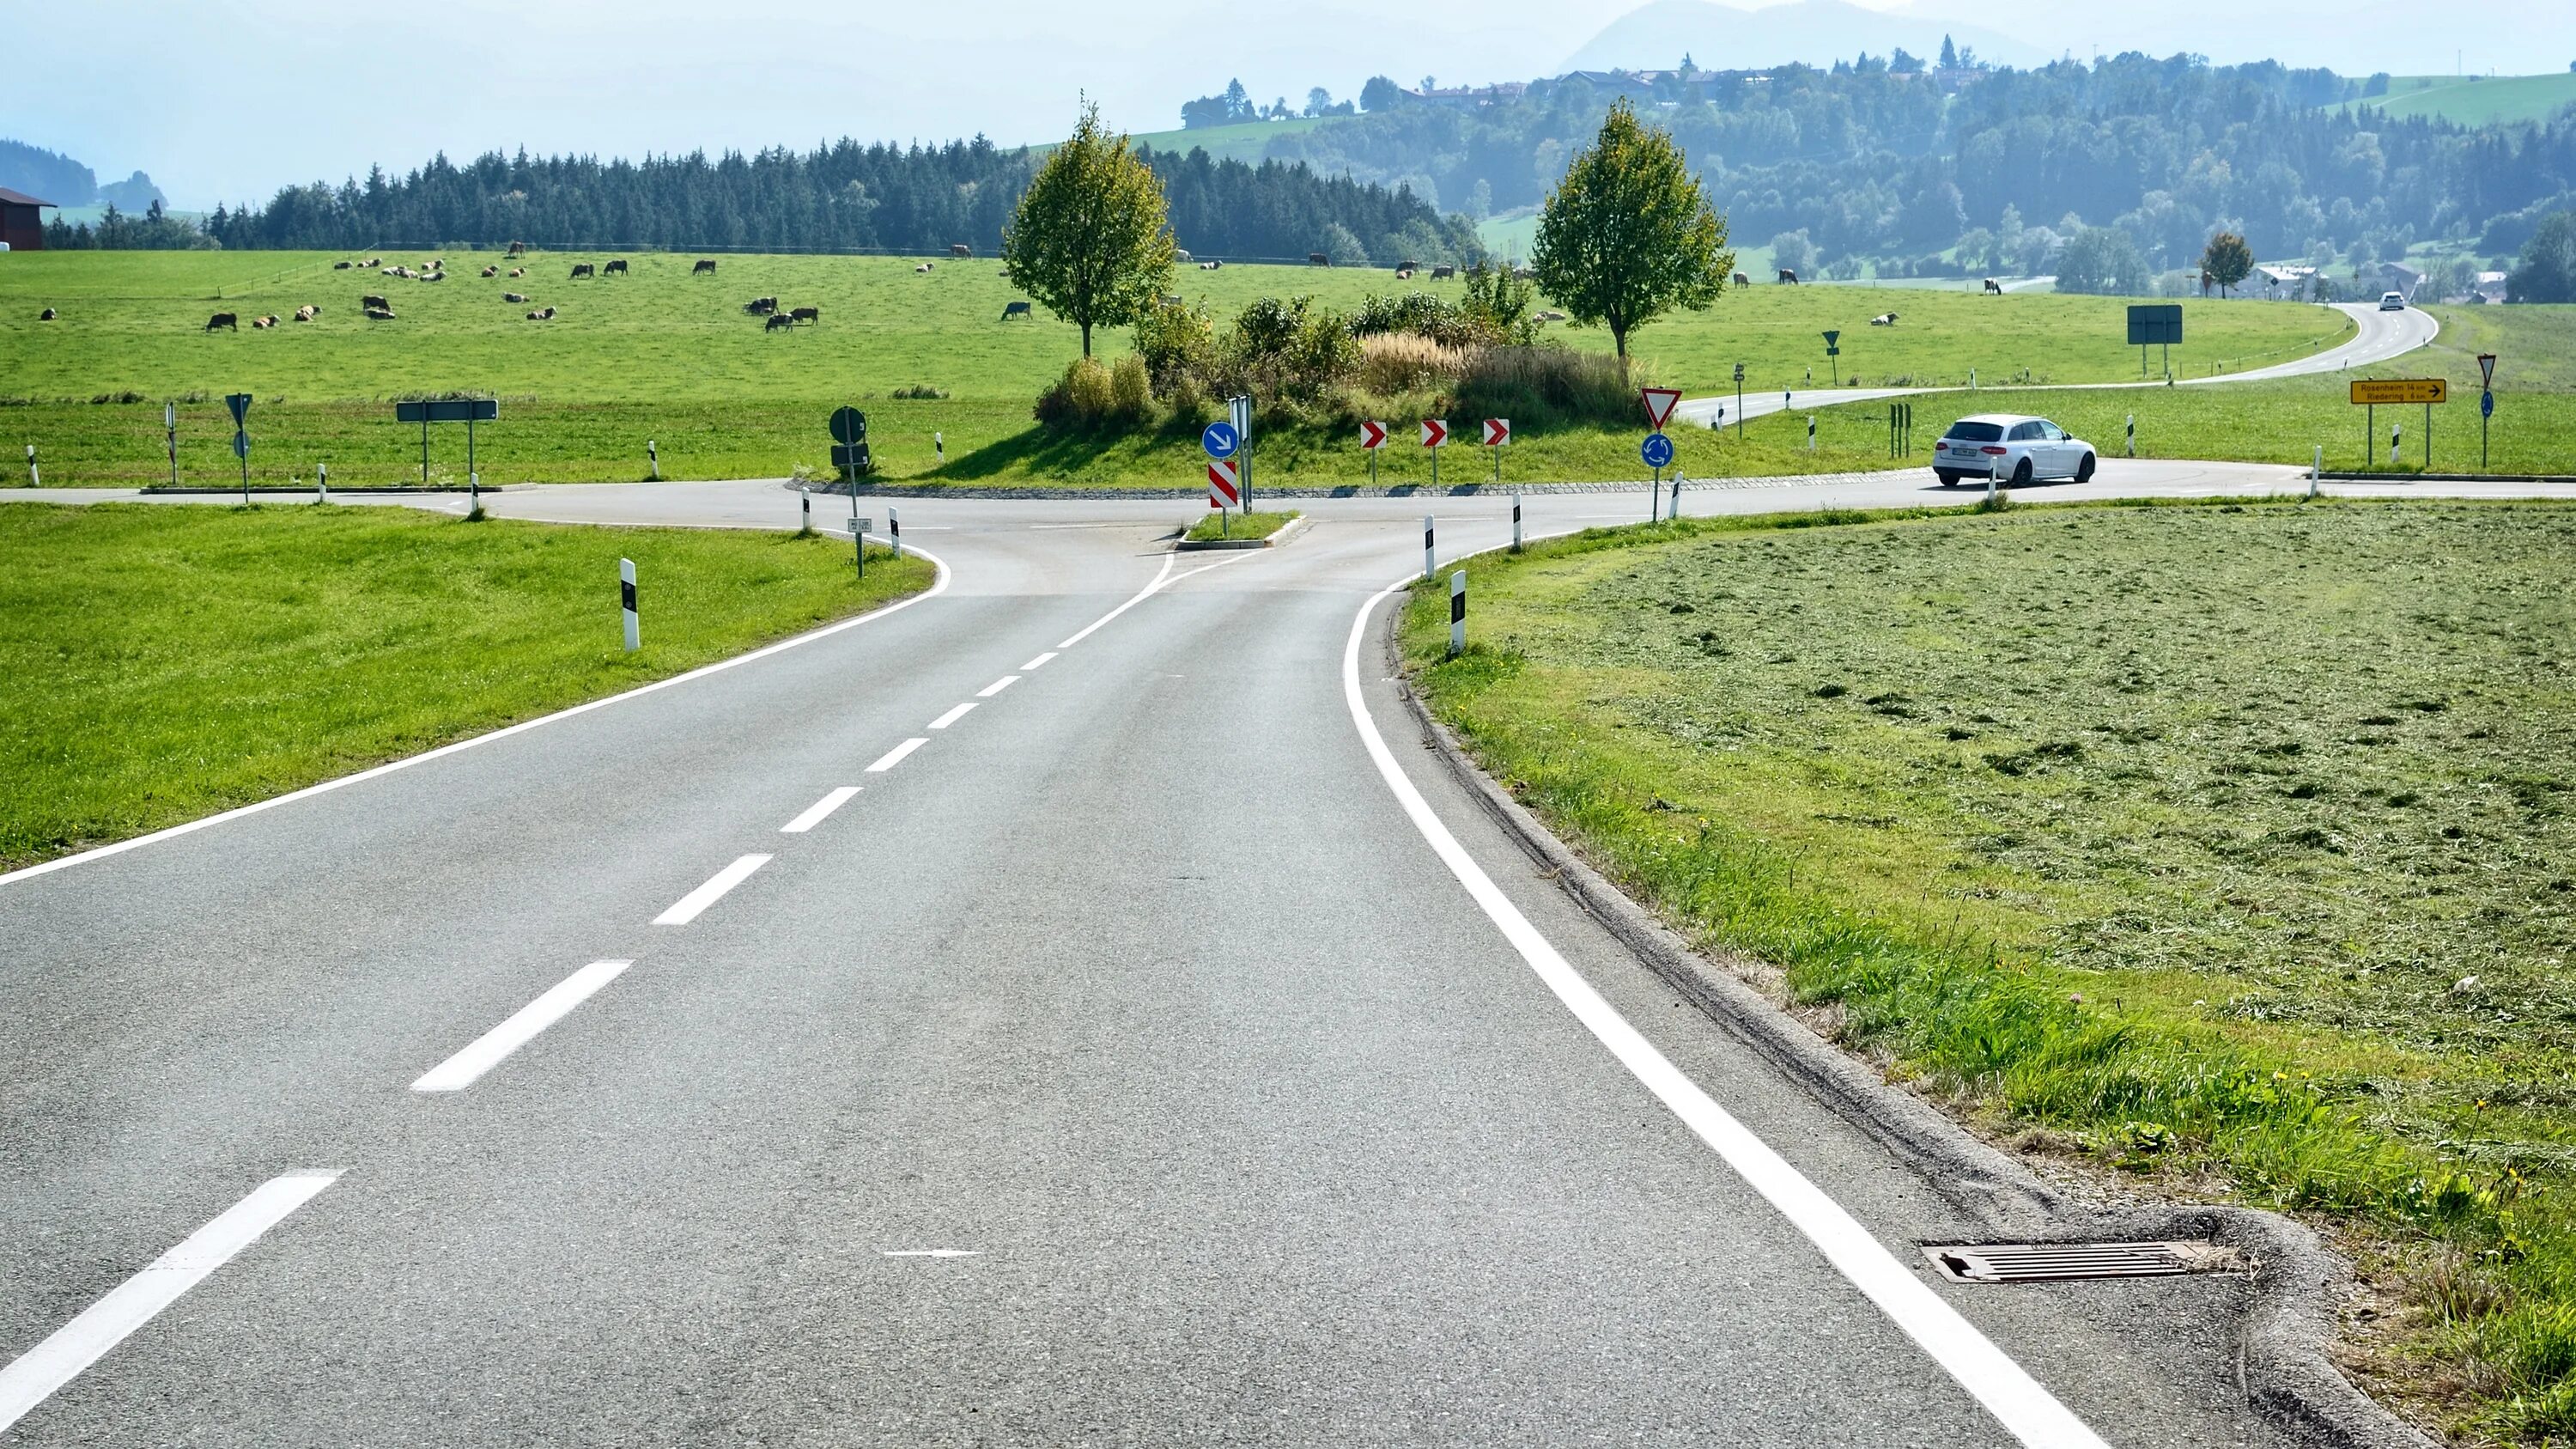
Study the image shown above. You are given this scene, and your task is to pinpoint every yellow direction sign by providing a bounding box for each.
[2350,379,2447,405]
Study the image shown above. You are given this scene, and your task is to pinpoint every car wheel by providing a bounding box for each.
[2075,452,2096,483]
[1935,471,1959,486]
[2011,458,2033,486]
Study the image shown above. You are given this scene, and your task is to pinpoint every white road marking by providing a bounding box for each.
[411,960,634,1092]
[653,854,772,925]
[928,702,977,729]
[976,675,1020,697]
[1,545,954,891]
[866,737,930,773]
[1020,652,1059,671]
[0,1172,339,1432]
[1342,571,2111,1449]
[1054,550,1255,651]
[881,1249,981,1257]
[781,786,860,834]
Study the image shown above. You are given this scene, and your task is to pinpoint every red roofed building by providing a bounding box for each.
[0,188,58,251]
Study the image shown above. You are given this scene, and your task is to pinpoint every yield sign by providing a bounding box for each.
[1359,419,1388,449]
[1206,458,1241,506]
[1639,387,1682,429]
[1482,417,1510,447]
[1420,418,1448,447]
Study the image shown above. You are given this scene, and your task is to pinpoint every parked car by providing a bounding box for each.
[2379,291,2408,311]
[1932,414,2099,485]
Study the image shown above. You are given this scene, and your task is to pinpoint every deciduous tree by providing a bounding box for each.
[1003,101,1178,357]
[2201,229,2254,296]
[1531,99,1735,367]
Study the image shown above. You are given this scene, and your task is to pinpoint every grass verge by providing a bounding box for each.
[0,502,934,871]
[1400,499,2576,1442]
[1183,509,1299,542]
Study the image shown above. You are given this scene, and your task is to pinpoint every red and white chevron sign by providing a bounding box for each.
[1359,420,1388,449]
[1206,458,1240,507]
[1420,418,1448,447]
[1482,417,1510,447]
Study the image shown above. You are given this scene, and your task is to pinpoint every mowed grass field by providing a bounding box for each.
[0,249,2348,488]
[2338,72,2576,128]
[1400,499,2576,1440]
[0,503,932,870]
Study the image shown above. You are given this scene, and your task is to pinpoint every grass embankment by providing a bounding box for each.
[2338,72,2576,128]
[1182,509,1298,542]
[1401,500,2576,1441]
[0,503,932,871]
[0,249,2348,488]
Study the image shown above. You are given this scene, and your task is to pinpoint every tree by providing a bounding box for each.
[1530,99,1735,366]
[1003,101,1178,357]
[2507,210,2576,302]
[2056,226,2151,295]
[1222,79,1251,119]
[2201,229,2254,295]
[1306,87,1334,118]
[1769,228,1816,276]
[1940,34,1958,69]
[1360,76,1401,112]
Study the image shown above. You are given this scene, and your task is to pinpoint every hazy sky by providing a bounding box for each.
[6,0,2569,208]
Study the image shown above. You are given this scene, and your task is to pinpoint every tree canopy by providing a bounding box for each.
[2508,210,2576,302]
[2202,230,2255,295]
[1530,99,1735,363]
[1003,102,1178,357]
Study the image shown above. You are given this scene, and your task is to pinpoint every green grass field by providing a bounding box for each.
[2338,72,2576,128]
[1400,499,2576,1441]
[1123,115,1337,166]
[0,503,932,870]
[0,249,2349,489]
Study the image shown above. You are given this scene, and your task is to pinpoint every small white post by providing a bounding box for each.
[2311,445,2322,499]
[620,558,640,652]
[799,484,811,533]
[1987,452,2000,502]
[317,461,328,504]
[889,505,902,559]
[2125,415,2136,458]
[1448,569,1466,658]
[1970,367,1977,390]
[647,439,659,481]
[468,470,480,515]
[934,431,945,464]
[25,442,36,488]
[1807,416,1816,452]
[1510,491,1522,551]
[1670,471,1683,519]
[166,401,178,487]
[2391,423,2401,468]
[1422,515,1434,582]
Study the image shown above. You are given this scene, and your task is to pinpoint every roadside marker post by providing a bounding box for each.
[2310,445,2321,498]
[620,558,640,651]
[889,506,902,559]
[647,439,659,482]
[23,442,33,489]
[1511,491,1522,552]
[1422,515,1434,582]
[1987,450,2001,502]
[165,401,178,487]
[799,485,811,534]
[1807,416,1816,452]
[1360,420,1387,486]
[2125,415,2135,458]
[1670,471,1683,519]
[317,461,327,504]
[1448,569,1467,658]
[2391,423,2401,469]
[934,431,945,464]
[468,471,481,518]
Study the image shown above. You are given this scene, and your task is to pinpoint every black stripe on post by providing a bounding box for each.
[1450,588,1466,625]
[621,579,637,612]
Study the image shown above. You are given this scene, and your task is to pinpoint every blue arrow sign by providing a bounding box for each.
[1640,432,1674,469]
[233,432,249,459]
[1200,421,1239,460]
[2482,390,2495,418]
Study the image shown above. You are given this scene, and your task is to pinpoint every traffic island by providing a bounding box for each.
[1176,510,1303,551]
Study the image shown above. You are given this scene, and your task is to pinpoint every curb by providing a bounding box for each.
[2318,471,2576,484]
[792,472,1901,502]
[1380,601,2433,1449]
[1173,514,1309,551]
[139,484,508,496]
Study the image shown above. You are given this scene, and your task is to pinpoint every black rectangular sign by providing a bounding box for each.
[2126,304,2183,346]
[394,399,500,423]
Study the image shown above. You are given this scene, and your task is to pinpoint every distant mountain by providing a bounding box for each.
[1565,0,2049,74]
[96,171,166,211]
[0,138,98,205]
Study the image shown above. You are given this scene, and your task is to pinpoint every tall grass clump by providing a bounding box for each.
[1358,333,1469,395]
[1452,345,1644,429]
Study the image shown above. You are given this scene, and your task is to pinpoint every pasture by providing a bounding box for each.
[1400,498,2576,1441]
[0,248,2349,488]
[2337,71,2576,129]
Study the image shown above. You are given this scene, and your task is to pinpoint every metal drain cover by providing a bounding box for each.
[1923,1240,2236,1283]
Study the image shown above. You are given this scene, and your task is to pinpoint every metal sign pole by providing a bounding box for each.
[165,402,178,486]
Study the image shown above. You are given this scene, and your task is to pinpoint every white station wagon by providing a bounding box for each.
[1933,413,2099,485]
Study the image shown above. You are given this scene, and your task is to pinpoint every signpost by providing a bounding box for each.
[830,406,871,482]
[1207,456,1240,510]
[1201,419,1241,528]
[844,514,871,575]
[164,401,178,487]
[1482,417,1509,482]
[1421,418,1447,488]
[393,397,500,490]
[2349,379,2445,472]
[2127,304,2183,380]
[1732,362,1746,436]
[1820,331,1841,387]
[1639,388,1682,432]
[1641,431,1674,518]
[1229,395,1254,510]
[2478,352,2498,472]
[1360,419,1388,486]
[227,392,253,502]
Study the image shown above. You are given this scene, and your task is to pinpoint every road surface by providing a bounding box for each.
[11,465,2554,1445]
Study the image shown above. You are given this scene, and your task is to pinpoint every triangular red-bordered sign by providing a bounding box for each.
[1639,387,1683,429]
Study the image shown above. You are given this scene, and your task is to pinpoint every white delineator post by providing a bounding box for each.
[647,439,659,481]
[890,506,902,560]
[25,443,35,488]
[1670,472,1683,519]
[1807,416,1816,452]
[2311,445,2323,498]
[1449,569,1466,658]
[2126,415,2136,457]
[317,461,328,504]
[166,401,178,487]
[1510,491,1522,552]
[1987,449,2000,502]
[1422,515,1435,582]
[800,484,811,533]
[2391,423,2401,468]
[620,558,640,652]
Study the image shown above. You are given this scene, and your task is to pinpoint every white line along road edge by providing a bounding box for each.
[0,1171,340,1432]
[0,545,953,891]
[412,959,635,1092]
[1341,574,2112,1449]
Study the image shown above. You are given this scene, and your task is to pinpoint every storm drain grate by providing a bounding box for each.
[1923,1240,2237,1284]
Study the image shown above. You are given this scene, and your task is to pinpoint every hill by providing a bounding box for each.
[1564,0,2044,72]
[2340,72,2576,128]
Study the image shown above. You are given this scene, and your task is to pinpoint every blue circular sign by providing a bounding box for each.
[1201,421,1240,460]
[2482,390,2495,418]
[1640,431,1674,469]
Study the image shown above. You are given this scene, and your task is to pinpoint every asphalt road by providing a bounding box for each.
[9,463,2566,1445]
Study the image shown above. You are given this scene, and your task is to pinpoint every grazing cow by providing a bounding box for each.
[571,263,596,279]
[334,260,353,270]
[362,294,390,311]
[365,306,396,320]
[693,259,718,276]
[1001,301,1033,320]
[1777,269,1800,284]
[1534,309,1567,322]
[507,240,526,258]
[949,243,971,259]
[1176,248,1193,264]
[503,292,529,304]
[424,271,447,282]
[252,315,274,329]
[1984,277,2003,295]
[914,262,934,273]
[1431,264,1455,280]
[364,257,380,267]
[1198,260,1222,271]
[1308,252,1329,266]
[482,265,499,277]
[1870,312,1899,326]
[744,296,779,315]
[1395,269,1413,281]
[1396,259,1420,273]
[765,313,796,332]
[39,307,56,320]
[294,305,319,322]
[603,259,629,276]
[790,306,819,323]
[205,312,238,332]
[507,267,526,278]
[1732,271,1750,288]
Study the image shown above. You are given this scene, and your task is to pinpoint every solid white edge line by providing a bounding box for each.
[865,737,930,773]
[780,785,861,834]
[927,702,977,730]
[0,544,955,891]
[652,853,773,926]
[0,1171,339,1432]
[410,959,634,1092]
[1020,652,1059,671]
[976,675,1020,698]
[1340,559,2111,1449]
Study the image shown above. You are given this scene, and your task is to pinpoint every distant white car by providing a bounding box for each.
[1933,414,2098,485]
[2379,291,2408,310]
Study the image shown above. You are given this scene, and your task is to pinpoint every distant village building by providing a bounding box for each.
[2378,260,2426,299]
[2252,263,2321,300]
[0,188,58,251]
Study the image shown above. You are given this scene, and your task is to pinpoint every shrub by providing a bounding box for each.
[1450,344,1637,428]
[1358,332,1469,394]
[1349,291,1492,350]
[1110,353,1152,417]
[1034,355,1154,431]
[1224,295,1356,400]
[1133,296,1218,396]
[888,383,948,399]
